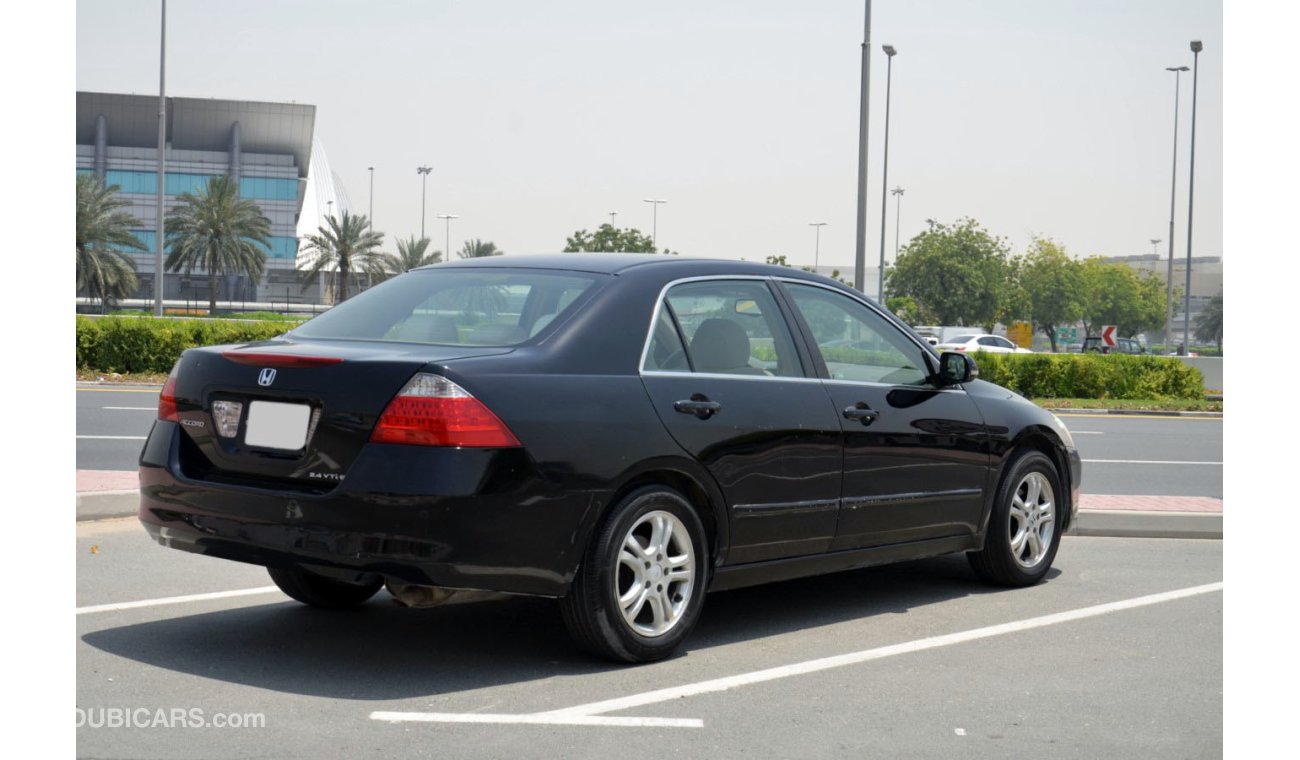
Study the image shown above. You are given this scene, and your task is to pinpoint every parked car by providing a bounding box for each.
[1081,336,1146,355]
[934,333,1033,354]
[138,254,1080,663]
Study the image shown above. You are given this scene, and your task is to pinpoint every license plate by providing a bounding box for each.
[244,401,312,450]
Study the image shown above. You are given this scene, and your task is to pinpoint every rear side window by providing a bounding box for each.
[291,269,602,346]
[644,280,803,378]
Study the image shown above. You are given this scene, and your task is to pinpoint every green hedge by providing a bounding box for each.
[970,352,1203,400]
[76,316,300,373]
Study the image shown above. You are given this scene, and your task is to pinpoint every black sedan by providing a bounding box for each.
[139,254,1081,663]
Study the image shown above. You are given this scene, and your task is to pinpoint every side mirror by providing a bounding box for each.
[937,351,978,385]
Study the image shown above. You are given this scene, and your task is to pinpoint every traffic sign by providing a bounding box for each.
[1006,321,1033,349]
[1101,325,1117,348]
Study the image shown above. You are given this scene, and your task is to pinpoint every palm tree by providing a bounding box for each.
[378,235,441,282]
[1194,292,1222,351]
[300,210,385,303]
[76,174,145,312]
[457,239,503,259]
[164,175,271,312]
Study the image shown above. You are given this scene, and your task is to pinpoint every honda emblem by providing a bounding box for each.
[258,368,277,387]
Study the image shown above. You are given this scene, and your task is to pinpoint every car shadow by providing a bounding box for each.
[80,555,1061,701]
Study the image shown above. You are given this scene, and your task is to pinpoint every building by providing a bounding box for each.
[76,91,349,307]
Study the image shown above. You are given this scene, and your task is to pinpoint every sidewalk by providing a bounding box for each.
[77,469,1223,538]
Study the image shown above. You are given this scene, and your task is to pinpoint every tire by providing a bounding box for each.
[561,486,709,663]
[968,450,1063,587]
[267,565,383,609]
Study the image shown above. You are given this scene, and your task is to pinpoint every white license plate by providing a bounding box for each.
[244,401,312,450]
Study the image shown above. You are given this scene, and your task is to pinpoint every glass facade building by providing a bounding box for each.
[76,91,347,305]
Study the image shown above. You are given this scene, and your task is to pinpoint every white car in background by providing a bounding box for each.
[934,334,1033,354]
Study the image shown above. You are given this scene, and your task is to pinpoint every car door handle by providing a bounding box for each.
[843,403,880,426]
[674,395,722,419]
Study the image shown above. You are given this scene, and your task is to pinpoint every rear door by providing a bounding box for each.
[777,281,991,550]
[640,278,843,564]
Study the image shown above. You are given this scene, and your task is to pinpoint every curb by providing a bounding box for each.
[78,492,1223,539]
[1068,509,1221,539]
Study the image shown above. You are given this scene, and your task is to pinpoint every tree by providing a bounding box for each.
[1078,258,1169,340]
[458,239,503,259]
[564,224,656,253]
[1194,291,1222,350]
[1018,238,1085,352]
[379,235,441,281]
[299,211,385,304]
[76,174,144,312]
[885,218,1013,327]
[164,175,270,312]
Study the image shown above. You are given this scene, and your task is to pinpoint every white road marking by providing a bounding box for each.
[1068,431,1104,435]
[76,586,280,615]
[76,435,148,440]
[369,712,703,728]
[102,406,156,411]
[371,582,1221,729]
[1083,459,1221,465]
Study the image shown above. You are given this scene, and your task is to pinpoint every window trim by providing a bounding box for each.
[637,275,815,382]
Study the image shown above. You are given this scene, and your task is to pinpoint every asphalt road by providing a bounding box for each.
[77,518,1222,759]
[76,385,1224,500]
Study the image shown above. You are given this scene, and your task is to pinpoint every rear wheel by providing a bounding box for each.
[968,450,1063,587]
[561,486,708,663]
[267,565,383,609]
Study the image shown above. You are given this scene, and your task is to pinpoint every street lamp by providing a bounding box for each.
[154,0,167,316]
[1150,238,1162,256]
[877,43,897,303]
[1182,41,1203,355]
[1163,65,1189,353]
[367,166,374,228]
[417,165,432,238]
[643,198,667,251]
[891,186,905,263]
[437,214,459,258]
[609,211,618,227]
[809,222,828,270]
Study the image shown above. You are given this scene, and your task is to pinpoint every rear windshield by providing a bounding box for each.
[290,268,603,346]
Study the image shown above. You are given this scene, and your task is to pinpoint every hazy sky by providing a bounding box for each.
[75,0,1222,272]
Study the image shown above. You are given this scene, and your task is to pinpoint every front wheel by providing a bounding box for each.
[561,486,709,663]
[267,565,383,609]
[968,450,1063,587]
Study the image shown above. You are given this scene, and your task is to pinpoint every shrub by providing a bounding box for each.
[968,351,1202,400]
[76,315,300,373]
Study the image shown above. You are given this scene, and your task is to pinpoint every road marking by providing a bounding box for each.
[372,582,1221,729]
[1083,459,1221,465]
[76,435,148,441]
[76,586,280,615]
[369,712,703,728]
[1054,413,1219,421]
[1068,431,1104,435]
[76,387,161,393]
[102,406,156,411]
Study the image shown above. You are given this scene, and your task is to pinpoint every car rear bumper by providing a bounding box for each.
[138,421,600,597]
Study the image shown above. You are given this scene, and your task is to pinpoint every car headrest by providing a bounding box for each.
[690,318,751,372]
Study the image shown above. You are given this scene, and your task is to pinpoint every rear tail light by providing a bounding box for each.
[158,363,180,422]
[370,373,521,448]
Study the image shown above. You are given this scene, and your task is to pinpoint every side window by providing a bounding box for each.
[978,336,1001,348]
[783,282,930,386]
[647,280,802,378]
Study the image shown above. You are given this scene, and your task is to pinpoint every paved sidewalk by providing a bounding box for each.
[76,469,1224,538]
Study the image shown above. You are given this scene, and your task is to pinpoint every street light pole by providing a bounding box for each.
[609,211,618,227]
[853,0,873,293]
[809,222,828,270]
[437,214,459,258]
[892,186,905,262]
[417,166,432,238]
[1150,238,1161,257]
[1164,65,1188,353]
[1182,41,1202,355]
[643,199,667,251]
[367,166,374,228]
[877,44,897,303]
[154,0,167,316]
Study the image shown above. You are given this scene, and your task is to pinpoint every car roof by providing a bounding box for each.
[415,253,836,281]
